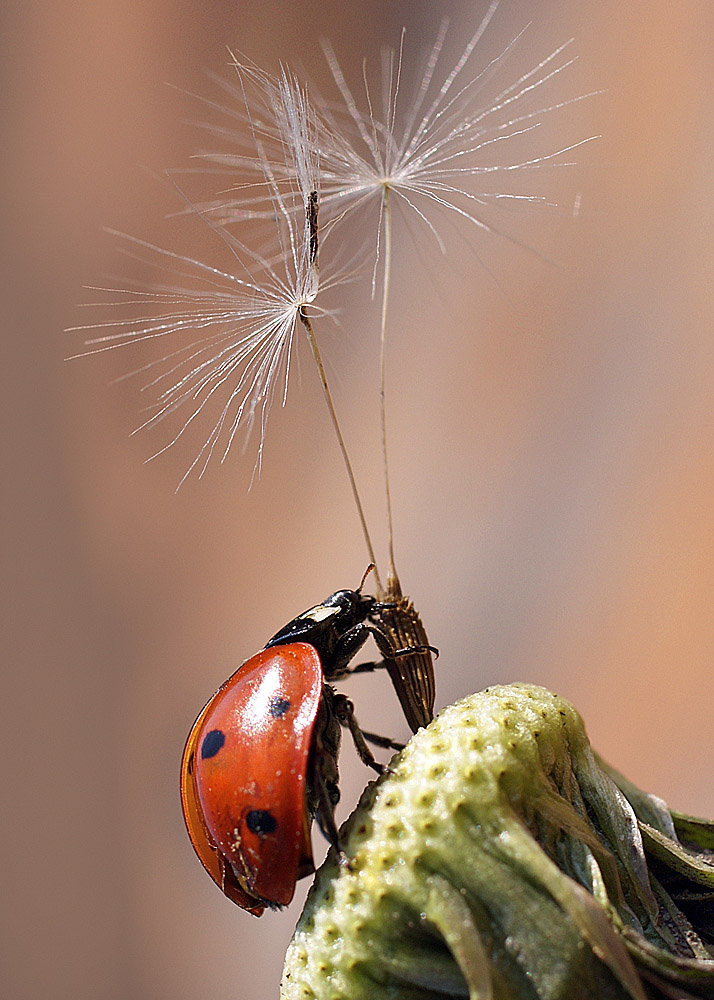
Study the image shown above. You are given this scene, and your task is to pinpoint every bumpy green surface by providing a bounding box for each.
[282,684,714,1000]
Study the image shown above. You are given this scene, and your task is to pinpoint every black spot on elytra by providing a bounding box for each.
[269,695,291,718]
[246,809,278,835]
[201,729,225,759]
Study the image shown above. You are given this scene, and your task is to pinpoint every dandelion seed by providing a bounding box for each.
[309,1,602,583]
[190,4,600,584]
[71,234,331,490]
[197,3,600,276]
[70,9,600,587]
[68,75,355,492]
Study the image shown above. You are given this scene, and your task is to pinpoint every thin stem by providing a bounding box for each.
[299,308,383,593]
[379,186,398,596]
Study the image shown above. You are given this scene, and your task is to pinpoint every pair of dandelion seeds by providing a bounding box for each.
[73,4,597,588]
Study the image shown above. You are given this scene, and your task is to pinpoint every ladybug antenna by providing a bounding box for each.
[357,563,376,594]
[298,190,384,594]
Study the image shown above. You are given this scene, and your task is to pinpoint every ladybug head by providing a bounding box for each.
[322,589,375,627]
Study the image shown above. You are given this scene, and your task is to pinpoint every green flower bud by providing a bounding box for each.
[282,684,714,1000]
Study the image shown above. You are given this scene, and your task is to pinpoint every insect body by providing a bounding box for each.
[180,586,429,915]
[373,574,436,732]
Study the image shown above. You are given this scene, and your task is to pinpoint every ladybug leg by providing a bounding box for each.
[333,623,423,676]
[364,625,440,663]
[313,769,343,854]
[332,624,439,680]
[347,658,386,675]
[360,729,405,752]
[329,624,371,677]
[311,760,350,866]
[389,642,440,659]
[361,729,406,778]
[308,687,347,859]
[349,644,439,677]
[333,693,384,775]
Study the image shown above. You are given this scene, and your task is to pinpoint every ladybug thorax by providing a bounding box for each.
[265,589,373,665]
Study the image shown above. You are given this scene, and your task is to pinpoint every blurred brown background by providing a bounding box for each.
[4,1,714,998]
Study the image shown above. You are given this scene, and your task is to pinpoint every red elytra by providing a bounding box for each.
[181,643,322,916]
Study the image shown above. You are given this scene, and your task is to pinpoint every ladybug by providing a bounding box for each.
[180,576,436,915]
